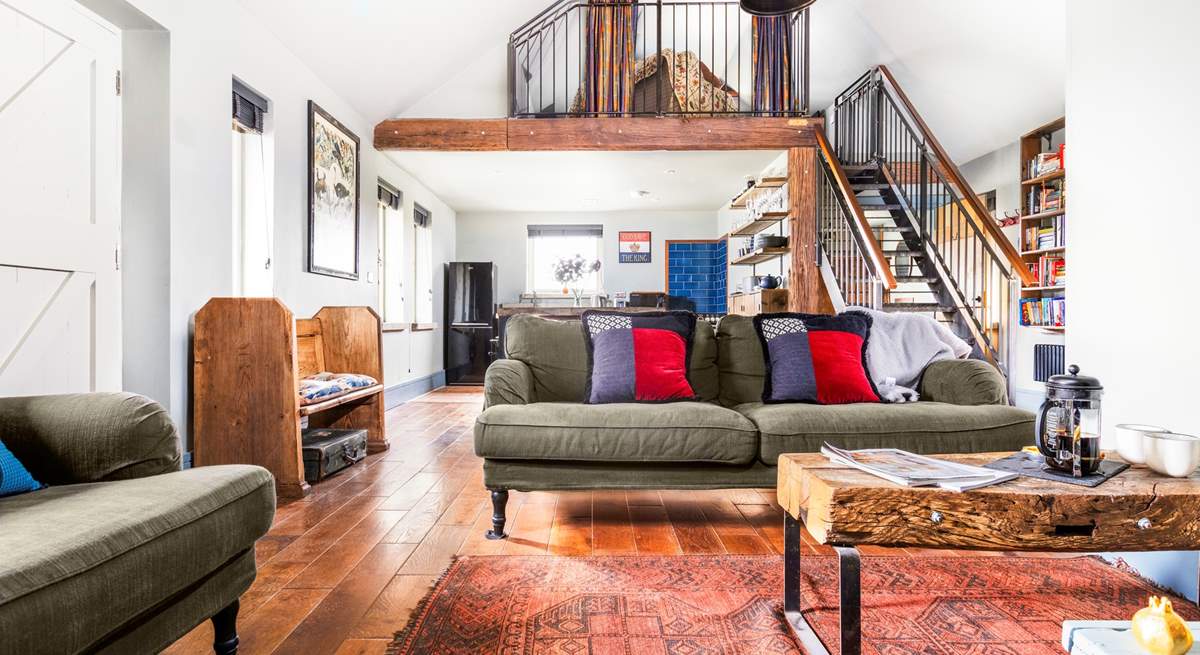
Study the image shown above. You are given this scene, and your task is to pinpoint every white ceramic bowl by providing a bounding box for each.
[1143,431,1200,478]
[1115,423,1169,465]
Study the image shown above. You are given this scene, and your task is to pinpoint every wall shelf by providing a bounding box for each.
[1021,169,1065,186]
[1020,246,1065,257]
[729,212,789,237]
[730,176,787,209]
[731,247,790,266]
[1019,209,1066,222]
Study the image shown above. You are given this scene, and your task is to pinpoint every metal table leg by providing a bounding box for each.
[783,513,862,655]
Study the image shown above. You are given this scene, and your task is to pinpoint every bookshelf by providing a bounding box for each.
[1018,117,1067,332]
[726,172,791,315]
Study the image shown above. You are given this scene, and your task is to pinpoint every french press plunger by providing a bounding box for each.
[1035,365,1104,477]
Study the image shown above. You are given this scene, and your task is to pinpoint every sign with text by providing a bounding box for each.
[619,231,652,263]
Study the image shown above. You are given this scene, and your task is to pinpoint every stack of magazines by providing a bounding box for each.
[821,444,1017,492]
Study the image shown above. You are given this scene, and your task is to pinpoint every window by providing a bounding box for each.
[378,180,404,323]
[413,203,434,324]
[527,225,603,294]
[231,79,273,296]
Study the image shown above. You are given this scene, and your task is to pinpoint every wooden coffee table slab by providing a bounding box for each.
[777,452,1200,552]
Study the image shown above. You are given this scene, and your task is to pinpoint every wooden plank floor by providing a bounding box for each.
[164,387,1047,655]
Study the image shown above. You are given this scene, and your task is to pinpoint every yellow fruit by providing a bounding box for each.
[1132,596,1194,655]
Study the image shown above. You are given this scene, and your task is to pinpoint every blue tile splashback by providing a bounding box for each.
[667,240,727,314]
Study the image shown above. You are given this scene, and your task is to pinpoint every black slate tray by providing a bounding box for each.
[984,451,1130,488]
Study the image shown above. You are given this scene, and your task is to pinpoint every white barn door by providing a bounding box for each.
[0,0,121,396]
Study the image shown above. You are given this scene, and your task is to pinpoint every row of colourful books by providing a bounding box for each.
[1027,179,1065,214]
[1028,254,1066,287]
[1020,296,1065,327]
[1025,144,1066,180]
[1023,216,1066,251]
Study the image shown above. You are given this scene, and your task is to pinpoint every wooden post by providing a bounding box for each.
[788,146,826,312]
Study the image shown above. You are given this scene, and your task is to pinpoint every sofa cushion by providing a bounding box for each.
[505,314,719,403]
[716,314,766,407]
[736,401,1035,465]
[0,465,274,653]
[0,439,42,497]
[475,402,759,465]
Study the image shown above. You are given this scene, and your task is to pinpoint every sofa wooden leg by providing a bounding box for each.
[486,489,509,540]
[212,599,239,655]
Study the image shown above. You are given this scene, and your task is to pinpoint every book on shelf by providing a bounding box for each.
[1020,296,1066,327]
[1023,215,1066,251]
[820,443,1017,492]
[1025,144,1066,180]
[1026,178,1065,214]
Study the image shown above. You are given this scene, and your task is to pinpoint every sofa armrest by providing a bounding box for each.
[0,392,181,485]
[484,359,535,408]
[919,359,1009,406]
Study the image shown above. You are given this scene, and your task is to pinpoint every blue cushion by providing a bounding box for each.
[0,439,43,497]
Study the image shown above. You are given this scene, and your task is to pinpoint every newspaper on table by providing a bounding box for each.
[820,443,1017,492]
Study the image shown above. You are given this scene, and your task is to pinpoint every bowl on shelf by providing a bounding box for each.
[1143,431,1200,478]
[1115,423,1169,465]
[753,235,788,249]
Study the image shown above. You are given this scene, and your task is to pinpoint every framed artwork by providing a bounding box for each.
[307,100,361,280]
[618,231,651,263]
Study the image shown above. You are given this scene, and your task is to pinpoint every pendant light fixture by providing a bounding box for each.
[739,0,816,16]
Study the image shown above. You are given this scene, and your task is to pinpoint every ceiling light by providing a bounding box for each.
[629,190,652,199]
[739,0,816,17]
[664,169,677,175]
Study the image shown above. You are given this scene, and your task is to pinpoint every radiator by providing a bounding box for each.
[1033,344,1065,382]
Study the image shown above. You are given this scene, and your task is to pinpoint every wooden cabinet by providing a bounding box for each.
[727,289,789,316]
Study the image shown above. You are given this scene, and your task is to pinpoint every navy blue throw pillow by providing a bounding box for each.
[0,439,43,498]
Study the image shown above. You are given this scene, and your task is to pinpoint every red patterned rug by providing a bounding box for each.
[387,554,1199,655]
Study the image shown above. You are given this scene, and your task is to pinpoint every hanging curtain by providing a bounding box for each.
[583,0,637,115]
[751,15,794,115]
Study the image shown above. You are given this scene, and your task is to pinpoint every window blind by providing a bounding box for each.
[414,203,432,228]
[232,79,269,134]
[527,224,603,238]
[378,179,401,211]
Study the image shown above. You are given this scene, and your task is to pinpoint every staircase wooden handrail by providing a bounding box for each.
[877,65,1036,286]
[814,129,897,290]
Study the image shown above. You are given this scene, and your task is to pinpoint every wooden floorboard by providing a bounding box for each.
[165,386,1056,654]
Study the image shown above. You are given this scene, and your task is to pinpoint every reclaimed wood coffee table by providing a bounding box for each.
[776,452,1200,655]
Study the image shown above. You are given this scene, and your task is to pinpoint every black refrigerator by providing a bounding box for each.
[444,262,498,385]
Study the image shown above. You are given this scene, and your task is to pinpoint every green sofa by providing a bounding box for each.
[0,393,275,654]
[473,314,1035,540]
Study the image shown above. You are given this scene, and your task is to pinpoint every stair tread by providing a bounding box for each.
[893,275,940,283]
[852,183,890,190]
[861,204,905,211]
[884,303,955,311]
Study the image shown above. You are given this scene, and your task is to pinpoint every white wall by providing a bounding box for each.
[960,141,1064,407]
[1066,0,1200,601]
[101,0,456,442]
[456,210,719,304]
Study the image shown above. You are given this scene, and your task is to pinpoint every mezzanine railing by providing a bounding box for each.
[509,0,809,117]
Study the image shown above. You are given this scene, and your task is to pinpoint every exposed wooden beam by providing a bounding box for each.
[507,117,820,151]
[374,116,821,152]
[374,118,508,151]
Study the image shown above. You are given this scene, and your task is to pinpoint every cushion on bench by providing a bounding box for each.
[475,401,759,465]
[736,401,1035,465]
[299,372,378,405]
